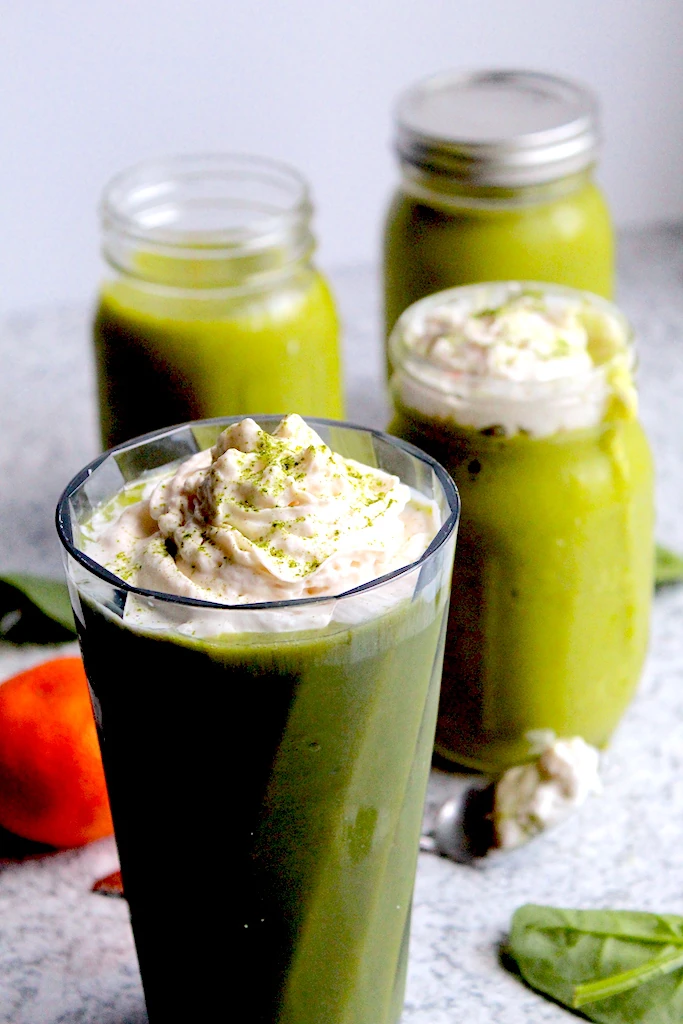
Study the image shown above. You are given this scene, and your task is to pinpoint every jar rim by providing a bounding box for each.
[100,153,317,288]
[101,153,312,248]
[395,69,600,188]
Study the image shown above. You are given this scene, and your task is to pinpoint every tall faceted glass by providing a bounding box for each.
[56,416,459,1024]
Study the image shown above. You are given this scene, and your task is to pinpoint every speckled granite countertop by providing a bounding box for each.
[0,223,682,1023]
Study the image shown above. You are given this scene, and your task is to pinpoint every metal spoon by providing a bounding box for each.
[421,780,495,862]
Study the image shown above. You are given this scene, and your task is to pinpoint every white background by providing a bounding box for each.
[2,0,682,314]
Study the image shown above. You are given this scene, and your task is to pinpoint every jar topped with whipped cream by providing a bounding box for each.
[388,281,654,773]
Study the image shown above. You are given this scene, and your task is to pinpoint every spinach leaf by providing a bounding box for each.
[0,574,76,644]
[655,544,683,587]
[508,904,683,1023]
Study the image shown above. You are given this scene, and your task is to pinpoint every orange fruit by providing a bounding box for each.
[0,657,113,848]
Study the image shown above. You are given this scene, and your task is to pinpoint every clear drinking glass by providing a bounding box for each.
[56,416,459,1024]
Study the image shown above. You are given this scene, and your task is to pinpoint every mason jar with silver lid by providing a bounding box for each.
[383,69,614,352]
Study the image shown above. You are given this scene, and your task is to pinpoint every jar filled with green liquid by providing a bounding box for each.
[384,70,614,356]
[94,154,343,450]
[388,282,654,773]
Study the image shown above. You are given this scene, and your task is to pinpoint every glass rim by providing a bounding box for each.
[56,415,460,614]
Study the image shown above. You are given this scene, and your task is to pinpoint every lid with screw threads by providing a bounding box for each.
[395,69,600,188]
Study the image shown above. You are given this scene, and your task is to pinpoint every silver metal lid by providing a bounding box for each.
[395,70,600,187]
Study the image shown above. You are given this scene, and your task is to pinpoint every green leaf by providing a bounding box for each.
[573,947,683,1008]
[655,544,683,587]
[508,904,683,1023]
[0,574,76,644]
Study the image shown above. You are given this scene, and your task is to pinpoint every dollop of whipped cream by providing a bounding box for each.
[394,286,636,437]
[492,735,601,851]
[408,290,596,383]
[83,415,439,608]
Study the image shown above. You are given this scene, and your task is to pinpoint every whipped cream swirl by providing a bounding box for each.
[408,291,595,382]
[84,415,439,607]
[392,285,636,437]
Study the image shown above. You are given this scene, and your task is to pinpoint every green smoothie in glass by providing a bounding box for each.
[388,283,654,773]
[94,155,343,450]
[56,415,459,1023]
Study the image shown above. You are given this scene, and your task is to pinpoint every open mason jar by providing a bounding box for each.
[388,281,654,773]
[94,154,343,449]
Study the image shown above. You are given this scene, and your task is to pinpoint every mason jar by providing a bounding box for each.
[94,154,343,450]
[383,70,614,355]
[388,281,654,773]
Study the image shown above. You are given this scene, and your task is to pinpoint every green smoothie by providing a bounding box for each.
[390,406,654,771]
[94,269,342,450]
[383,179,614,340]
[76,589,448,1022]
